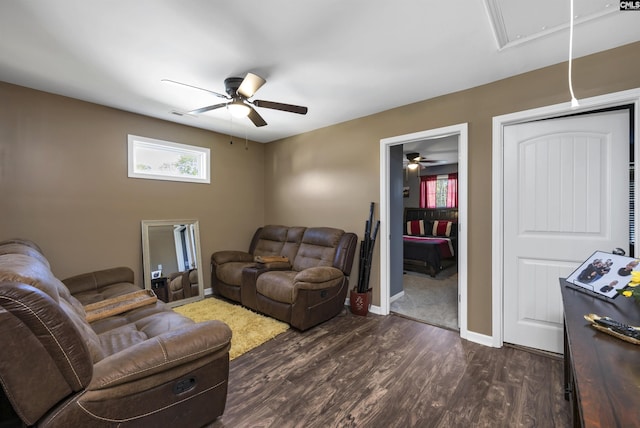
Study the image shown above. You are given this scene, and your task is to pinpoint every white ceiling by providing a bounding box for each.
[1,1,638,143]
[403,135,459,168]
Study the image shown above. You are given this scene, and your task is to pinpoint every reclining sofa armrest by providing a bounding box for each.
[89,320,232,392]
[241,266,268,310]
[62,267,136,295]
[211,251,254,266]
[294,266,344,290]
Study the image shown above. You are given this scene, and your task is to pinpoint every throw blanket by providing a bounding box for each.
[255,255,289,263]
[402,235,455,258]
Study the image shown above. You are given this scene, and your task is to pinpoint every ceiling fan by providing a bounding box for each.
[405,152,438,169]
[162,73,308,127]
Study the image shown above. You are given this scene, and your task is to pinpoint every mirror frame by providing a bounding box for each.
[141,219,205,307]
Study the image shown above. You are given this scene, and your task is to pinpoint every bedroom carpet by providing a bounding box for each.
[173,297,289,360]
[391,265,458,331]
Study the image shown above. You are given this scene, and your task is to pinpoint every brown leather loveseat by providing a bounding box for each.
[211,225,357,331]
[0,239,232,427]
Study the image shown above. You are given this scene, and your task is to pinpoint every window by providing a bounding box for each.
[420,173,458,208]
[127,135,210,184]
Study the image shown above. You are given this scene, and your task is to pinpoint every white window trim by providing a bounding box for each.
[127,135,210,184]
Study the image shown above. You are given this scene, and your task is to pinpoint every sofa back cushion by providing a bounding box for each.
[0,240,50,268]
[252,225,289,256]
[0,282,96,424]
[252,225,306,261]
[0,251,100,423]
[0,254,105,363]
[281,227,305,261]
[292,227,344,272]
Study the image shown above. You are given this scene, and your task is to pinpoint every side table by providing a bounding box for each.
[151,277,169,303]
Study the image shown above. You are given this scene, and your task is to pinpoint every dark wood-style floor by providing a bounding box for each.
[210,309,570,428]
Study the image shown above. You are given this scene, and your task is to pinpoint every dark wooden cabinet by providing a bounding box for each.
[560,279,640,428]
[151,277,168,303]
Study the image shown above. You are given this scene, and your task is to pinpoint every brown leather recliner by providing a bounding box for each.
[211,225,358,331]
[166,269,199,302]
[0,240,232,427]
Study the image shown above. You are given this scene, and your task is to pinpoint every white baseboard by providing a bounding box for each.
[343,297,495,348]
[209,287,493,346]
[368,305,384,315]
[389,291,405,303]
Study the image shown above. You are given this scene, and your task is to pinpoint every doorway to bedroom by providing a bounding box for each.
[390,136,460,330]
[380,123,468,338]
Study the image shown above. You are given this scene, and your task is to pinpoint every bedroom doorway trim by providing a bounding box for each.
[380,123,469,340]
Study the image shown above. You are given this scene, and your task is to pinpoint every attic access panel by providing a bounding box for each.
[485,0,617,49]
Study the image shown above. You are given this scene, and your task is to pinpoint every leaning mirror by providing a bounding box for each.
[141,219,204,307]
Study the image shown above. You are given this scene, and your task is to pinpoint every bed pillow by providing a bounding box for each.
[406,220,425,235]
[432,220,454,237]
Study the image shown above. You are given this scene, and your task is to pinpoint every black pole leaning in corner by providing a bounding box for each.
[357,202,379,294]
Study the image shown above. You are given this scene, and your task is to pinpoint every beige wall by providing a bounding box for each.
[2,42,639,336]
[264,41,640,336]
[0,82,266,288]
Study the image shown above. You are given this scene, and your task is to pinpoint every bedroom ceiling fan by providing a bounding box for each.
[405,152,438,170]
[162,73,308,127]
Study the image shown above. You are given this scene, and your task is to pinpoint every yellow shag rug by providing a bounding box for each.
[173,297,289,360]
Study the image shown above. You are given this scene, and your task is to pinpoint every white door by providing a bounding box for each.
[503,110,630,353]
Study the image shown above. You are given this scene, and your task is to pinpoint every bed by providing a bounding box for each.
[403,207,458,276]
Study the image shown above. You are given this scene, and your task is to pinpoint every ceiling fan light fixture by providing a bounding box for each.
[407,163,419,170]
[406,152,421,162]
[168,73,307,127]
[227,100,251,118]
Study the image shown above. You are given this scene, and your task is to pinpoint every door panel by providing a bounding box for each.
[503,110,629,353]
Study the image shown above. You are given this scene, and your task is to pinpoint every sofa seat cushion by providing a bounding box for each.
[98,311,195,356]
[72,281,142,306]
[217,261,255,286]
[89,302,174,334]
[256,271,298,304]
[98,324,148,356]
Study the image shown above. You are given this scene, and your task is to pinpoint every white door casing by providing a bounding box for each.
[380,123,469,340]
[502,110,630,353]
[493,89,640,351]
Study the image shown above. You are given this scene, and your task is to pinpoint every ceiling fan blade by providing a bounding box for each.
[247,106,267,127]
[188,102,228,115]
[161,79,228,99]
[253,99,308,115]
[237,73,266,98]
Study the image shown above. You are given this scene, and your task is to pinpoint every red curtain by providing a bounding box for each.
[447,173,458,208]
[419,175,437,208]
[419,173,457,208]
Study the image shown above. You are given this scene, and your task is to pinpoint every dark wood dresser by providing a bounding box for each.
[560,279,640,428]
